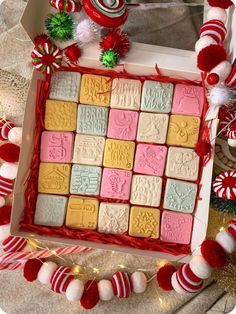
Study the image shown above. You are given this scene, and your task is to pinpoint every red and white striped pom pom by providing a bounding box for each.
[176,264,203,293]
[49,0,81,12]
[0,118,15,141]
[51,266,74,294]
[228,218,236,239]
[199,19,227,44]
[0,175,13,197]
[213,170,236,200]
[111,271,132,298]
[225,59,236,88]
[2,236,27,253]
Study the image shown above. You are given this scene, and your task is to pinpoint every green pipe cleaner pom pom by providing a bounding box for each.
[45,12,73,40]
[100,49,119,68]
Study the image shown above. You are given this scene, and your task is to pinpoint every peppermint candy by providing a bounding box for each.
[175,264,203,293]
[228,218,236,239]
[49,0,81,12]
[0,118,15,141]
[0,175,13,197]
[213,170,236,200]
[2,236,27,253]
[51,266,74,293]
[111,271,132,298]
[31,42,63,75]
[83,0,128,28]
[219,110,236,139]
[199,19,227,43]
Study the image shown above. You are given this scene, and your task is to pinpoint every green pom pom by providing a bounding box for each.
[45,12,73,40]
[100,49,119,68]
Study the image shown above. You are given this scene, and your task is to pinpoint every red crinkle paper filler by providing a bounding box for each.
[197,45,227,72]
[201,240,227,268]
[80,280,99,310]
[100,29,130,57]
[0,143,20,163]
[0,205,11,225]
[23,258,43,282]
[156,264,177,291]
[207,0,233,8]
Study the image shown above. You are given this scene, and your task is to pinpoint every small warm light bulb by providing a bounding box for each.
[93,268,100,274]
[28,239,39,249]
[219,226,225,232]
[71,265,81,275]
[158,260,168,268]
[119,264,126,269]
[159,297,163,304]
[51,250,57,255]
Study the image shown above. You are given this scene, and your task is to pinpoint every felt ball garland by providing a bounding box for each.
[23,259,44,282]
[111,271,132,298]
[0,118,15,141]
[50,266,74,293]
[80,280,100,310]
[0,143,20,163]
[156,264,177,291]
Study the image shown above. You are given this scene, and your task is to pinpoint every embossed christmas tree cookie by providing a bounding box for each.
[80,74,112,107]
[167,115,200,148]
[129,206,160,238]
[65,196,99,230]
[98,203,130,234]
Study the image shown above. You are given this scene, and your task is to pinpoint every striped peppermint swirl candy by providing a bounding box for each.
[31,42,62,75]
[51,266,74,293]
[111,271,132,298]
[228,218,236,239]
[0,176,13,197]
[225,62,236,88]
[199,19,227,43]
[213,170,236,201]
[219,111,236,139]
[83,0,128,27]
[2,236,27,253]
[49,0,81,12]
[0,118,15,141]
[176,264,203,293]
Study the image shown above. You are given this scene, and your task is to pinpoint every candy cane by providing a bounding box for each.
[0,261,26,271]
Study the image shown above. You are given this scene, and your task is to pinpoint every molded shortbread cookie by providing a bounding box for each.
[70,165,102,196]
[73,134,105,166]
[98,203,130,234]
[165,147,200,181]
[141,80,174,113]
[160,211,193,244]
[65,196,99,230]
[38,163,71,195]
[130,175,162,207]
[79,74,112,107]
[110,78,142,110]
[129,206,160,238]
[167,115,200,148]
[77,105,108,136]
[137,112,169,144]
[40,131,74,163]
[49,72,81,102]
[34,194,68,226]
[163,179,197,213]
[45,100,77,131]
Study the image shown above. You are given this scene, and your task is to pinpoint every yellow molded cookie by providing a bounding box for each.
[38,162,71,195]
[103,139,135,170]
[45,100,77,131]
[79,74,112,107]
[167,115,200,148]
[65,196,99,230]
[129,206,160,238]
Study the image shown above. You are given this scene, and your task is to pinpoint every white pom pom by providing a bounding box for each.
[171,272,189,295]
[37,261,58,285]
[8,127,22,146]
[189,255,212,279]
[75,19,98,43]
[0,197,6,208]
[0,224,10,241]
[209,86,231,107]
[66,279,84,301]
[0,162,18,180]
[228,138,236,147]
[210,61,232,82]
[207,7,227,23]
[216,230,236,254]
[98,279,114,301]
[131,271,147,293]
[195,36,217,54]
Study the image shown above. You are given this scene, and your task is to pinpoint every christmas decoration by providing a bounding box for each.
[156,264,177,291]
[23,258,43,282]
[0,143,20,163]
[228,218,236,238]
[189,255,212,279]
[100,49,119,68]
[228,138,236,147]
[206,7,227,23]
[63,44,81,64]
[207,0,233,9]
[195,36,217,54]
[0,162,18,180]
[207,73,220,85]
[38,262,58,285]
[98,279,114,301]
[0,118,15,141]
[111,272,132,298]
[225,59,236,88]
[0,175,14,198]
[199,19,227,44]
[80,280,100,310]
[197,44,227,72]
[45,12,73,40]
[174,264,203,293]
[2,236,27,253]
[74,19,101,44]
[208,61,232,84]
[209,86,232,107]
[194,140,212,158]
[201,239,227,268]
[8,127,22,146]
[130,271,147,293]
[0,205,11,226]
[49,0,81,12]
[215,230,236,253]
[66,279,84,301]
[51,266,74,293]
[213,170,236,200]
[219,110,236,139]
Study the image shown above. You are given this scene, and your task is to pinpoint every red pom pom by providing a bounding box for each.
[100,29,130,57]
[207,0,233,9]
[34,34,51,46]
[23,259,43,282]
[197,45,227,72]
[156,264,177,291]
[0,205,11,225]
[207,73,220,85]
[80,280,99,310]
[194,140,212,158]
[0,143,20,163]
[201,240,228,268]
[64,44,81,63]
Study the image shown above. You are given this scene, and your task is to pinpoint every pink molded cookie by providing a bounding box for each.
[134,144,167,176]
[172,84,204,117]
[40,131,74,163]
[160,211,193,244]
[107,109,139,141]
[100,168,132,200]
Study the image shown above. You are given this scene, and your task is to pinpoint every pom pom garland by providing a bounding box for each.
[45,12,73,40]
[0,175,13,198]
[37,262,58,285]
[8,127,22,146]
[0,162,18,180]
[201,240,227,268]
[207,0,233,9]
[213,170,236,200]
[2,236,27,253]
[64,44,81,64]
[171,272,188,295]
[189,255,212,279]
[206,7,227,23]
[156,264,177,291]
[23,259,43,282]
[80,280,100,310]
[0,118,15,141]
[0,143,20,163]
[111,271,132,298]
[197,44,227,72]
[216,230,236,254]
[49,0,81,12]
[51,266,74,293]
[75,19,101,44]
[194,140,212,158]
[175,264,203,293]
[66,279,84,301]
[100,29,130,57]
[228,218,236,239]
[195,36,217,54]
[131,271,147,293]
[209,85,231,107]
[100,49,119,68]
[98,279,114,301]
[199,19,227,44]
[0,205,11,226]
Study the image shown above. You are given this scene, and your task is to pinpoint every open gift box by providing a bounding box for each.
[10,0,236,261]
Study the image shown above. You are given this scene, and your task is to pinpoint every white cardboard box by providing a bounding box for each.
[10,0,234,261]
